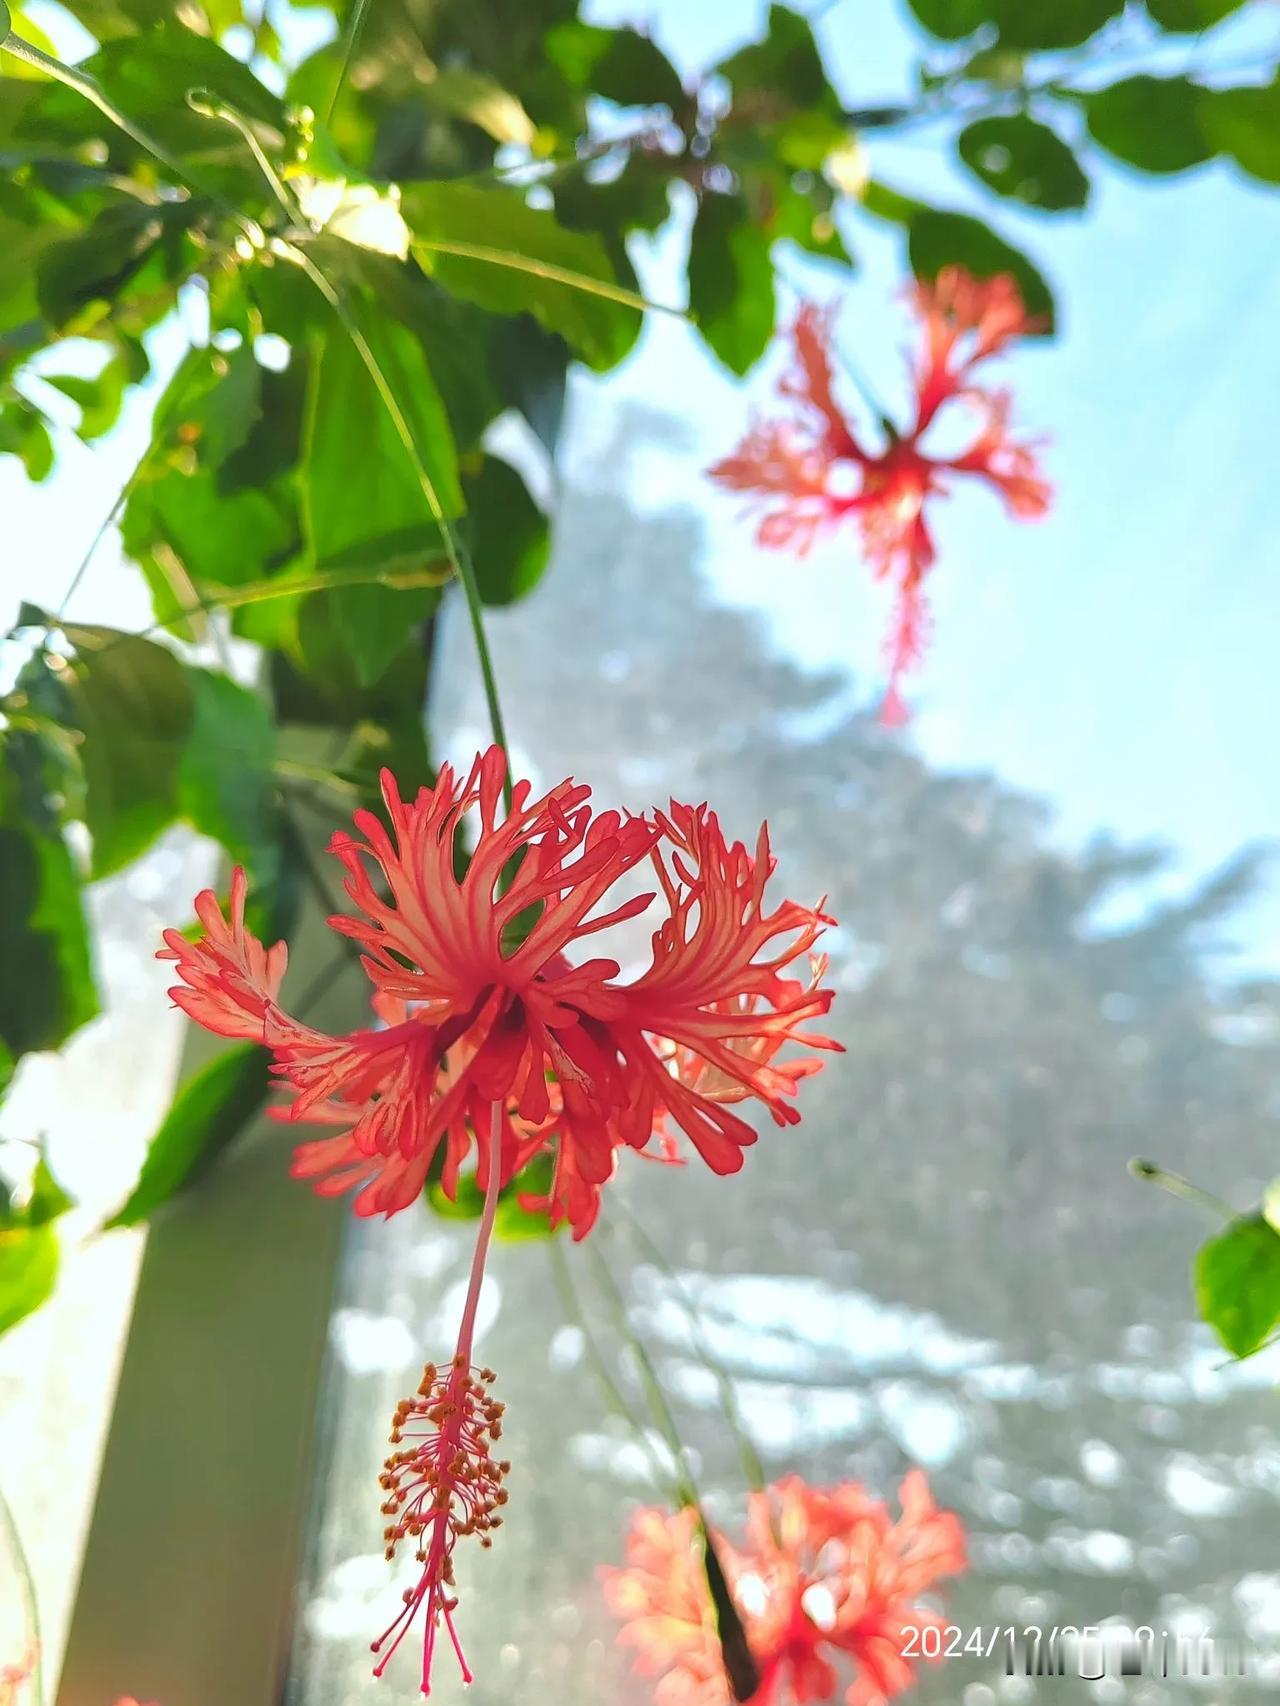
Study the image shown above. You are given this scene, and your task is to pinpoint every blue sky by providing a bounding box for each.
[4,0,1278,968]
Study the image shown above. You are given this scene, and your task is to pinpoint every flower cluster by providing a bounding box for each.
[709,268,1051,723]
[160,748,839,1239]
[604,1472,967,1706]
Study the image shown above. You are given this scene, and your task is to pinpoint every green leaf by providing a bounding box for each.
[1199,79,1280,185]
[1146,0,1243,28]
[466,455,550,608]
[23,22,284,157]
[717,3,836,116]
[545,21,685,111]
[688,192,776,376]
[63,627,194,877]
[905,0,988,39]
[554,155,673,237]
[177,669,278,875]
[0,1138,73,1337]
[302,315,457,685]
[0,1223,58,1337]
[1195,1215,1280,1359]
[36,200,202,333]
[23,1153,74,1226]
[991,0,1124,50]
[958,114,1089,210]
[1085,76,1215,175]
[426,1154,561,1241]
[42,349,130,441]
[490,317,569,456]
[304,313,461,568]
[908,208,1054,330]
[0,397,53,480]
[416,67,536,145]
[0,754,99,1058]
[105,1043,272,1228]
[156,344,263,468]
[402,181,643,371]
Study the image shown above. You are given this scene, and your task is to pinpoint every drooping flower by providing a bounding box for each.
[708,268,1051,722]
[159,752,839,1695]
[605,1472,967,1706]
[159,748,839,1239]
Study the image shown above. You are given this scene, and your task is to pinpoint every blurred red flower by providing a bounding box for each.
[605,1472,967,1706]
[160,749,838,1237]
[709,268,1051,723]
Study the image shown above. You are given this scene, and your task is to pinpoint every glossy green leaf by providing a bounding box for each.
[908,208,1054,330]
[991,0,1124,50]
[1199,79,1280,185]
[1146,0,1243,28]
[1195,1214,1280,1359]
[1086,76,1215,175]
[905,0,988,39]
[403,182,643,371]
[467,455,550,608]
[105,1043,272,1228]
[64,628,193,877]
[958,114,1089,210]
[0,1223,58,1337]
[688,192,776,376]
[545,21,685,110]
[177,670,278,876]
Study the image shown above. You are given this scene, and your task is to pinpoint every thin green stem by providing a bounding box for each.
[546,1240,676,1494]
[0,1479,44,1706]
[55,438,154,620]
[584,1238,699,1507]
[186,89,299,223]
[325,0,373,128]
[609,1204,766,1494]
[276,239,513,806]
[1129,1158,1236,1223]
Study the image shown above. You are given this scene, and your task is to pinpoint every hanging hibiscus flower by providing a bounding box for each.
[709,269,1051,723]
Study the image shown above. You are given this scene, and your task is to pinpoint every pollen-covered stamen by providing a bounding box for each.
[372,1359,511,1691]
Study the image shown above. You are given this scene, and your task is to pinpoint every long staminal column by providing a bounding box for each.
[372,1105,509,1695]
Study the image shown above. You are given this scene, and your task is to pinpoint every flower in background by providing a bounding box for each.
[0,1649,35,1706]
[709,269,1051,724]
[160,748,839,1238]
[605,1472,967,1706]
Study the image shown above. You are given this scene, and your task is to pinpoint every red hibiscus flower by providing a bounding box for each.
[159,749,839,1696]
[159,749,838,1238]
[605,1473,967,1706]
[709,269,1051,722]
